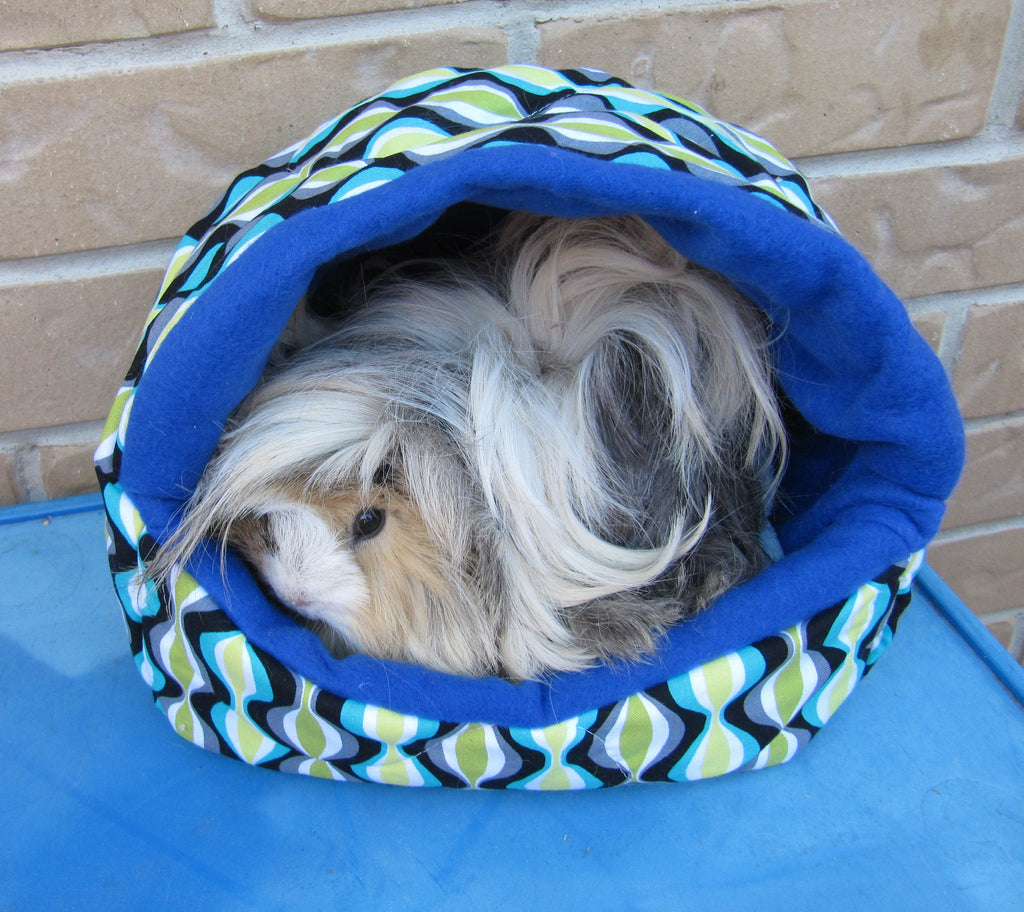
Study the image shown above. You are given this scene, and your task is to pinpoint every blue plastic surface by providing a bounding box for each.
[2,498,1023,910]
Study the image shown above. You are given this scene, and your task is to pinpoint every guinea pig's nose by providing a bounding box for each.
[265,571,313,612]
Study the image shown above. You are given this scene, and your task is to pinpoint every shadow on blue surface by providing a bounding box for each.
[1,501,1022,910]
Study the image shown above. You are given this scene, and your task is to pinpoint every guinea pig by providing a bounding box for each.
[147,213,786,681]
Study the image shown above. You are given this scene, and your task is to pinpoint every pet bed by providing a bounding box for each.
[96,65,964,788]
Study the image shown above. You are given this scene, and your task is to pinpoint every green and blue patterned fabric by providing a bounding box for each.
[95,66,963,787]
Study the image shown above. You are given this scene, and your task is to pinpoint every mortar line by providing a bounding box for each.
[213,0,254,28]
[503,15,542,64]
[933,514,1024,545]
[904,282,1024,311]
[962,409,1024,432]
[0,240,178,289]
[0,420,107,450]
[0,0,582,83]
[1009,614,1024,662]
[796,130,1024,181]
[0,3,507,82]
[987,0,1024,127]
[11,447,46,502]
[983,606,1024,625]
[903,282,1024,375]
[1,0,965,85]
[936,304,970,377]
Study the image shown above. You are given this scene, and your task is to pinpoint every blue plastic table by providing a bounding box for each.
[2,496,1022,910]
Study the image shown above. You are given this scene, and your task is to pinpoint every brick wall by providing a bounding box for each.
[2,0,1022,662]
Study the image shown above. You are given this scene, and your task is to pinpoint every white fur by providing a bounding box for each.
[149,214,786,680]
[255,507,371,629]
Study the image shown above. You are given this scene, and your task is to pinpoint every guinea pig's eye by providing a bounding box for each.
[353,507,385,541]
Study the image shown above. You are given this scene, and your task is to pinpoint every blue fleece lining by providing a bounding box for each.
[119,143,963,728]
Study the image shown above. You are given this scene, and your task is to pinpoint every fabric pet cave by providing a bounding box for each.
[96,65,963,788]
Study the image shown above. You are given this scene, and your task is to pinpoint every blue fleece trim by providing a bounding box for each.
[119,143,964,727]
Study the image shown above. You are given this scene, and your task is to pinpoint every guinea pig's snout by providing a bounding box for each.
[261,547,371,622]
[251,507,372,630]
[264,566,316,611]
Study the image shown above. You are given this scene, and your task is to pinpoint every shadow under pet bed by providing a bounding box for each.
[95,65,964,788]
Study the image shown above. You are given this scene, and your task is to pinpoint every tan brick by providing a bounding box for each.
[253,0,467,18]
[942,416,1024,529]
[953,299,1024,418]
[538,0,1010,158]
[927,528,1024,616]
[0,452,18,507]
[812,156,1024,300]
[0,268,163,434]
[0,30,506,259]
[0,0,215,52]
[984,618,1019,657]
[911,311,946,354]
[39,442,101,499]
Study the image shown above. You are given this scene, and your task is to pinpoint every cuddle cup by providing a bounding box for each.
[95,65,964,788]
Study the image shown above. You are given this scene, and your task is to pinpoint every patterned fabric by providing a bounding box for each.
[135,65,833,370]
[102,501,919,788]
[96,65,923,787]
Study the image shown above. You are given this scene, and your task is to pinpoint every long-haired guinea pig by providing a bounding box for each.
[147,213,786,681]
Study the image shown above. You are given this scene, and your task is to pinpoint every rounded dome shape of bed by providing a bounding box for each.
[96,65,963,788]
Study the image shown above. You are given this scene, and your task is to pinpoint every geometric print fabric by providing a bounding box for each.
[97,65,916,787]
